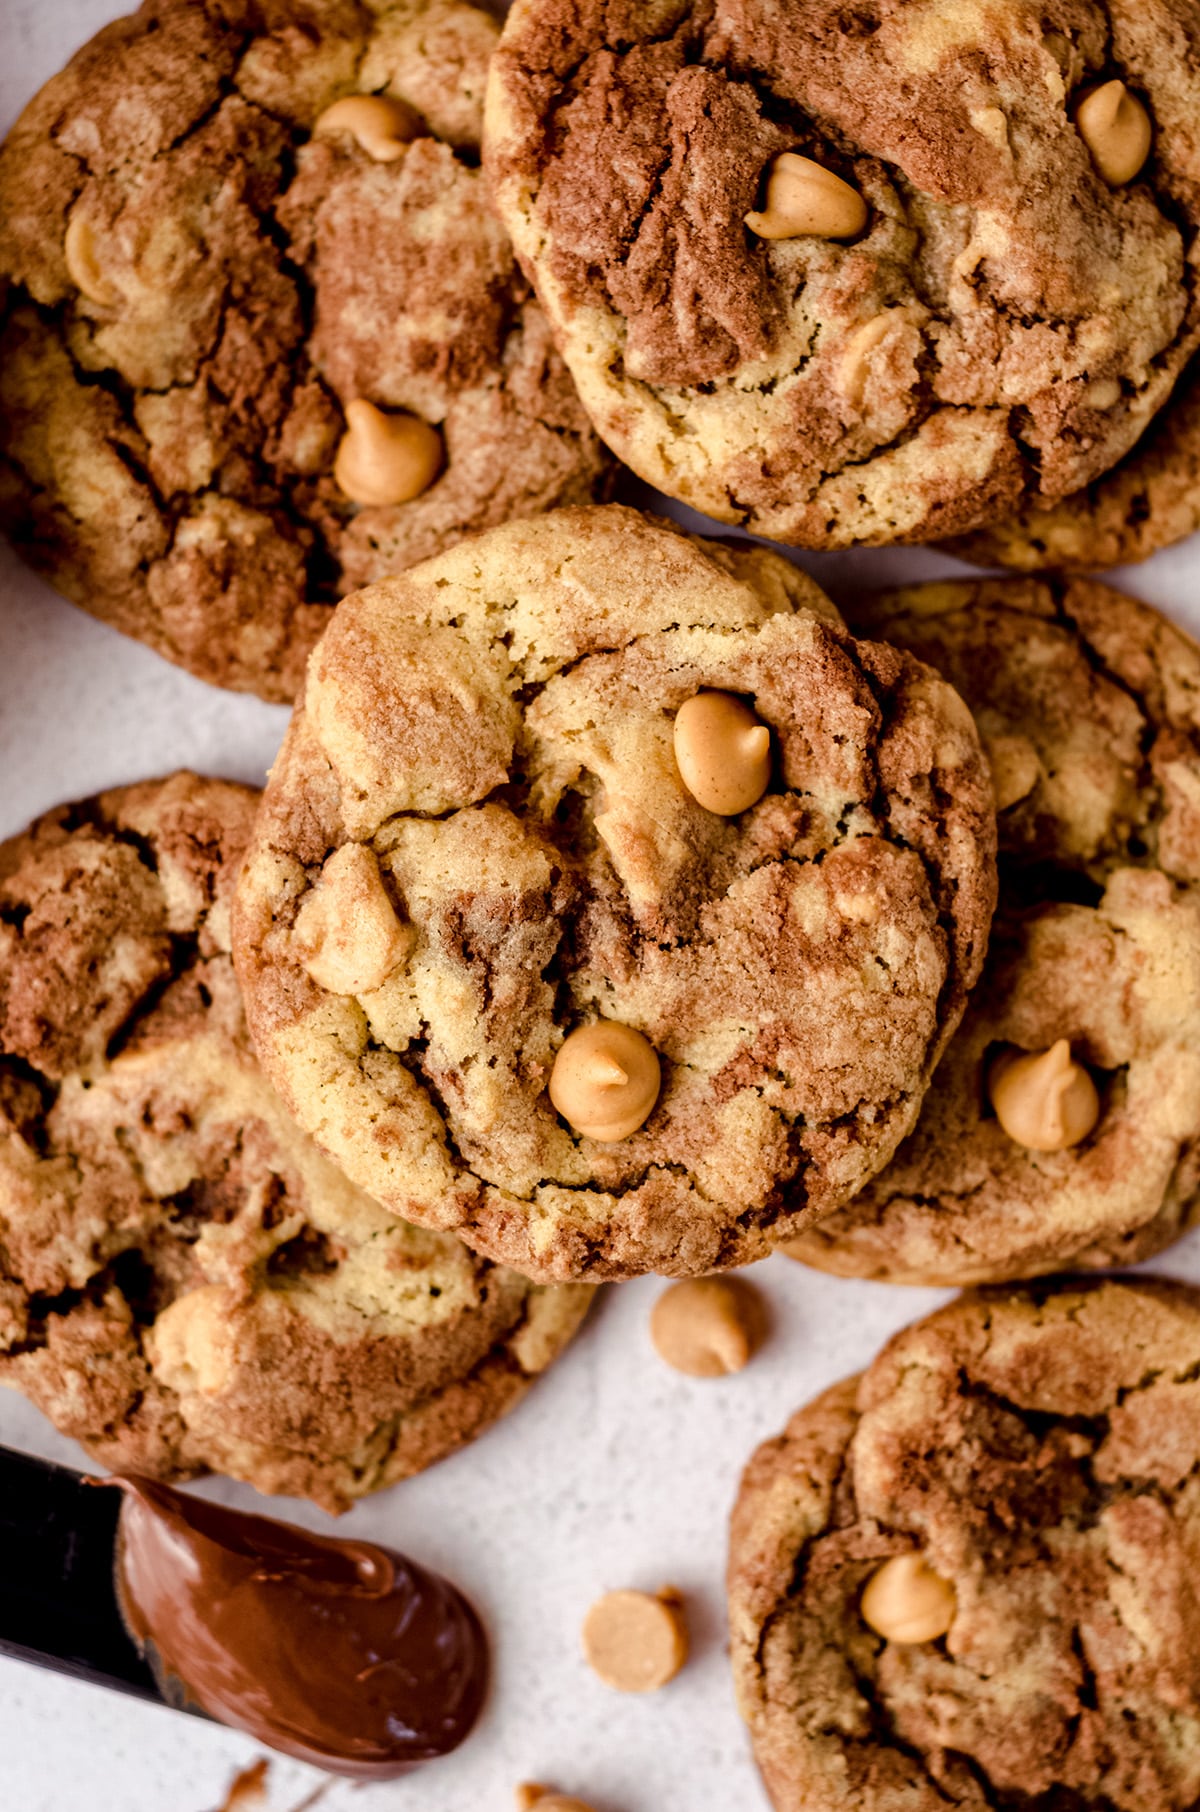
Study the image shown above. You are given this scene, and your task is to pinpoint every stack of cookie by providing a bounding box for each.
[4,1,1200,1806]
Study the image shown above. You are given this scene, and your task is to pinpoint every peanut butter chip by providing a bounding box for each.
[293,842,413,996]
[314,92,423,161]
[982,730,1042,811]
[1086,376,1122,410]
[581,1589,688,1693]
[549,1022,660,1142]
[988,1038,1101,1152]
[650,1277,762,1378]
[64,210,121,307]
[516,1788,596,1812]
[334,399,443,507]
[1075,80,1152,185]
[673,691,771,815]
[861,1554,956,1645]
[148,1285,236,1397]
[836,314,896,407]
[971,104,1009,149]
[745,152,868,241]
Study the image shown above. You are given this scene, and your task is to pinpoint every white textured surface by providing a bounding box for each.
[4,6,1200,1811]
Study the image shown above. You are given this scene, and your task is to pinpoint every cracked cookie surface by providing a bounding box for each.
[788,577,1200,1286]
[0,772,590,1512]
[0,0,611,701]
[485,0,1200,549]
[728,1278,1200,1812]
[232,506,996,1282]
[956,354,1200,571]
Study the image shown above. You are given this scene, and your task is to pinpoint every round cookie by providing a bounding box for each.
[788,577,1200,1285]
[955,354,1200,571]
[0,773,591,1512]
[728,1279,1200,1812]
[485,0,1200,549]
[232,505,996,1282]
[0,0,611,702]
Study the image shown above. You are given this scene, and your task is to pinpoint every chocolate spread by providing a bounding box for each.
[111,1477,487,1778]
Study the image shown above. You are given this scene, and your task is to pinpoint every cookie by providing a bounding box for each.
[788,577,1200,1285]
[0,773,591,1512]
[485,0,1200,548]
[955,354,1200,571]
[232,505,996,1282]
[0,0,611,702]
[728,1279,1200,1812]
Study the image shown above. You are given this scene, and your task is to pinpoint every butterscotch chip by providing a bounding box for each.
[582,1590,688,1693]
[650,1277,762,1378]
[314,93,423,161]
[981,729,1041,812]
[988,1040,1100,1152]
[292,842,413,996]
[516,1788,595,1812]
[0,774,591,1513]
[673,691,771,816]
[1075,79,1152,186]
[729,1280,1200,1812]
[744,152,867,241]
[62,210,120,307]
[0,0,610,701]
[788,576,1200,1287]
[859,1553,956,1645]
[232,507,996,1282]
[333,400,443,508]
[548,1022,660,1143]
[835,312,907,409]
[486,2,1200,549]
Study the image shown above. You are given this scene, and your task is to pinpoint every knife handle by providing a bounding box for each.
[0,1446,161,1703]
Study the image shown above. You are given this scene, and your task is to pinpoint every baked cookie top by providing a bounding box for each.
[485,0,1200,549]
[233,506,996,1282]
[0,773,590,1513]
[956,354,1200,572]
[789,577,1200,1285]
[0,0,610,702]
[728,1279,1200,1812]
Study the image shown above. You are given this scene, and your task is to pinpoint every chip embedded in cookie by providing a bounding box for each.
[788,577,1200,1285]
[485,0,1200,548]
[0,773,591,1512]
[954,354,1200,571]
[233,506,996,1281]
[729,1279,1200,1812]
[0,0,611,701]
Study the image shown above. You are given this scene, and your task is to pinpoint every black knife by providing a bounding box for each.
[0,1443,167,1706]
